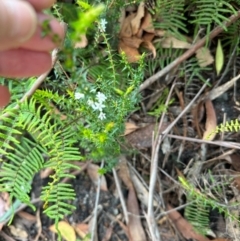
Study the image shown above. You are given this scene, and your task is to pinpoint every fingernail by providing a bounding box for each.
[4,1,38,43]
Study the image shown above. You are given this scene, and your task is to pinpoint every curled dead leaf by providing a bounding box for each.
[130,2,145,35]
[141,11,155,33]
[202,99,217,141]
[119,40,141,63]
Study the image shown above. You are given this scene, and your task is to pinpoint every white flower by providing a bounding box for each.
[75,92,85,100]
[99,19,107,32]
[98,112,106,120]
[87,99,95,108]
[96,92,107,103]
[92,102,105,111]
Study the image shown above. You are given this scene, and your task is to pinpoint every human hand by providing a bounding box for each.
[0,0,64,78]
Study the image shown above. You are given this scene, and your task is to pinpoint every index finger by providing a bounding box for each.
[27,0,56,10]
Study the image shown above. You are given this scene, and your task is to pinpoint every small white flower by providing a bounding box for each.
[75,92,85,100]
[98,112,106,120]
[96,92,107,103]
[87,99,95,108]
[92,102,105,111]
[99,19,107,32]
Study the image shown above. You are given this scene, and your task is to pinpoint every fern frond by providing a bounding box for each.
[190,0,236,39]
[185,200,210,235]
[207,119,240,139]
[153,0,187,38]
[0,138,46,208]
[41,183,76,222]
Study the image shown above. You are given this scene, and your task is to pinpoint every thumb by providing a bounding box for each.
[0,0,37,50]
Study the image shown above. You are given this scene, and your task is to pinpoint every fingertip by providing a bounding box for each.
[0,86,11,108]
[0,0,37,50]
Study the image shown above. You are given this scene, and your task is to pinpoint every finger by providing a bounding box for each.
[0,49,52,78]
[20,13,64,52]
[0,0,37,51]
[0,85,11,108]
[27,0,56,11]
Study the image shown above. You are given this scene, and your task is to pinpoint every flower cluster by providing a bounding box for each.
[99,19,107,33]
[74,91,107,120]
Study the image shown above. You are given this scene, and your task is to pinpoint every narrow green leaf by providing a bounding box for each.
[215,39,224,76]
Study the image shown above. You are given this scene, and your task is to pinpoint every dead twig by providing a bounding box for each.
[139,10,240,91]
[112,167,129,224]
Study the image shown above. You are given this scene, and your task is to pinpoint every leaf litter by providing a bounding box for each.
[3,1,240,241]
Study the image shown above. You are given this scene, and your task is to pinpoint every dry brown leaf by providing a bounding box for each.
[124,122,139,135]
[196,47,214,67]
[73,223,89,239]
[75,34,88,48]
[142,40,156,58]
[167,204,210,241]
[142,32,155,42]
[130,2,145,35]
[119,13,136,38]
[9,225,28,239]
[122,36,143,48]
[125,123,169,148]
[119,40,141,63]
[118,159,147,241]
[202,99,217,140]
[87,163,108,191]
[155,29,166,37]
[159,36,191,49]
[17,211,36,222]
[141,11,155,33]
[49,221,76,241]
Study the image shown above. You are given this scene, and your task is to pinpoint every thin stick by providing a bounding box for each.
[139,10,240,91]
[167,134,240,149]
[112,167,129,224]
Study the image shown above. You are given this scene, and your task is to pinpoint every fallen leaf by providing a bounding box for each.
[73,223,89,239]
[49,221,76,241]
[87,163,108,191]
[119,13,136,38]
[17,211,36,222]
[119,40,141,63]
[131,2,145,35]
[125,123,169,148]
[141,40,156,58]
[141,11,155,33]
[159,36,191,49]
[142,32,155,42]
[202,99,217,140]
[124,122,139,135]
[122,36,143,48]
[167,204,210,241]
[118,158,147,241]
[196,47,214,67]
[9,225,28,239]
